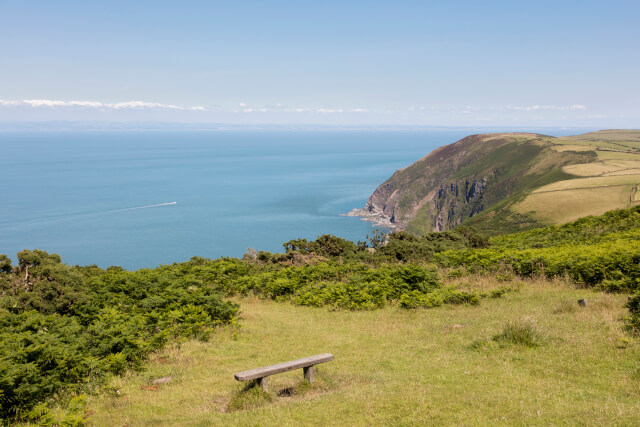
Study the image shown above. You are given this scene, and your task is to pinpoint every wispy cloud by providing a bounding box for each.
[0,98,207,111]
[506,104,587,112]
[0,98,591,118]
[316,108,344,114]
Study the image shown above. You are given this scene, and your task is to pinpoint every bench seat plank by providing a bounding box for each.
[234,353,333,381]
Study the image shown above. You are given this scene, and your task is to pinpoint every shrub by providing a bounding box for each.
[482,285,519,299]
[626,292,640,334]
[436,239,640,290]
[233,262,463,311]
[492,319,544,347]
[0,254,11,273]
[399,287,479,309]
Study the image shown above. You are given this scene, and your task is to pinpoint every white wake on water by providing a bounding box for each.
[0,202,178,228]
[114,202,177,212]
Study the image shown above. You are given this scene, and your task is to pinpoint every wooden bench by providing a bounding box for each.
[234,353,334,392]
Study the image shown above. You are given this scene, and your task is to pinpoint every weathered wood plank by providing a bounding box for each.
[234,353,333,381]
[303,366,314,383]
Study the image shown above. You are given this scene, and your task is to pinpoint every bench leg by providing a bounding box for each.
[257,377,268,392]
[303,366,314,383]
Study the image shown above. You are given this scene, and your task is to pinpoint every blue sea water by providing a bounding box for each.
[0,128,589,269]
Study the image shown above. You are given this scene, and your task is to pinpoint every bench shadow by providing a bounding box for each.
[277,387,294,397]
[226,369,339,412]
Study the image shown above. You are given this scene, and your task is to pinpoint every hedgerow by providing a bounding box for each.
[435,239,640,288]
[212,262,464,311]
[490,206,640,250]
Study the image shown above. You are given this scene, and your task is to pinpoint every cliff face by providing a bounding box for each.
[360,133,595,234]
[365,177,488,231]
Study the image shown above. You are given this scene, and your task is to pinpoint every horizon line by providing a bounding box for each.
[0,120,629,131]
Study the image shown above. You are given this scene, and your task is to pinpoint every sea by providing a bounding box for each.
[0,127,591,269]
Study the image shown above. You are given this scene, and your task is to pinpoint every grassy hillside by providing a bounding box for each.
[359,130,640,235]
[87,284,639,426]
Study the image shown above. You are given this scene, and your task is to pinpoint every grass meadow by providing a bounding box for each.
[514,185,634,224]
[85,275,640,426]
[594,151,640,161]
[514,149,640,224]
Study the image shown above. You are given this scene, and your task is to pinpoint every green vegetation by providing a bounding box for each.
[514,184,634,224]
[490,206,640,249]
[0,231,488,423]
[0,251,237,423]
[86,287,639,425]
[3,204,640,424]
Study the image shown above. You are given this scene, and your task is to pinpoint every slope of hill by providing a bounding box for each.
[351,130,640,235]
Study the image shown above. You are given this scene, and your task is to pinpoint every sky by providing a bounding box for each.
[0,0,638,127]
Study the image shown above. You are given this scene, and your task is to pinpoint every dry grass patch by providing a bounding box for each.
[562,162,623,176]
[597,150,640,161]
[551,144,597,152]
[532,175,640,192]
[603,169,640,176]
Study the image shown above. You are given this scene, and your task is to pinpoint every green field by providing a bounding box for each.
[562,162,632,177]
[531,175,640,193]
[567,129,640,141]
[558,130,640,151]
[551,144,597,152]
[512,137,640,225]
[85,280,640,426]
[596,150,640,161]
[514,185,635,224]
[513,172,640,224]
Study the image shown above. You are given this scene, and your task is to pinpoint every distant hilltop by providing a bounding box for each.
[349,130,640,235]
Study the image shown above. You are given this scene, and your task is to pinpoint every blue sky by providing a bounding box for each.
[1,0,638,126]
